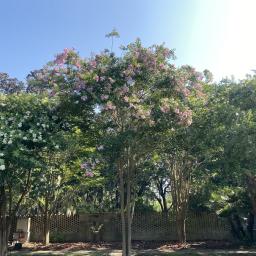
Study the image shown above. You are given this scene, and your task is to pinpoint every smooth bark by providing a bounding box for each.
[0,186,7,256]
[169,153,192,244]
[119,162,127,256]
[126,168,132,256]
[43,197,50,245]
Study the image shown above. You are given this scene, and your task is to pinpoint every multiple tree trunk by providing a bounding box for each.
[0,169,32,256]
[168,152,195,244]
[117,149,195,255]
[245,172,256,242]
[118,151,135,256]
[0,187,8,256]
[154,178,170,213]
[1,157,255,255]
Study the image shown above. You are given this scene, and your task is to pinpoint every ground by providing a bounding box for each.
[9,242,256,256]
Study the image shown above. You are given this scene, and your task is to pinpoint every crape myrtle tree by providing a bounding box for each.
[151,72,207,243]
[27,40,203,256]
[94,42,204,253]
[0,93,63,256]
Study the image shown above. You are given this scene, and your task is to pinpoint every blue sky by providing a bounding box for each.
[1,0,256,81]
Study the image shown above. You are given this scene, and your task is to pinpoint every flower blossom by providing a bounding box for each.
[104,101,116,111]
[160,105,170,113]
[109,77,115,84]
[94,75,100,82]
[81,162,91,169]
[54,48,73,65]
[81,96,88,101]
[100,95,109,100]
[85,171,94,177]
[175,108,193,126]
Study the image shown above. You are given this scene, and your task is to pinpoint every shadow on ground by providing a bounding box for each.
[9,249,256,256]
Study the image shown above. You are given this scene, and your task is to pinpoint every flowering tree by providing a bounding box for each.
[0,93,63,255]
[28,40,203,255]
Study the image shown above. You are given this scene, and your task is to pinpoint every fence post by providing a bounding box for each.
[16,217,31,242]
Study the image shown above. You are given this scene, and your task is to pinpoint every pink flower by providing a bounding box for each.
[174,108,180,114]
[176,109,193,126]
[176,86,190,97]
[54,54,66,65]
[159,63,166,70]
[49,90,56,97]
[160,105,170,113]
[54,48,73,65]
[94,75,99,82]
[109,77,115,84]
[85,171,94,177]
[123,96,129,102]
[75,81,86,90]
[64,48,72,54]
[100,94,109,100]
[163,48,171,57]
[105,101,116,111]
[120,86,129,94]
[160,100,170,113]
[75,61,81,68]
[90,60,97,69]
[81,162,89,169]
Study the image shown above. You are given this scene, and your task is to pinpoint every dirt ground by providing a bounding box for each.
[17,241,241,251]
[9,241,256,255]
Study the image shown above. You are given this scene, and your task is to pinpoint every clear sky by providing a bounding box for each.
[1,0,256,81]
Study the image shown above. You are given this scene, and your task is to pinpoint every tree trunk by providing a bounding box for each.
[119,165,127,256]
[176,211,186,243]
[43,197,50,245]
[0,186,8,256]
[0,217,7,256]
[162,194,168,213]
[169,153,191,244]
[126,170,132,256]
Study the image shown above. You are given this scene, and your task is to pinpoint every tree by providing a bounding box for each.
[0,93,62,255]
[91,41,203,254]
[26,41,203,255]
[105,28,120,52]
[0,73,24,94]
[187,76,256,242]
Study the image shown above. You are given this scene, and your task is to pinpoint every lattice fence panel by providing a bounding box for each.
[30,214,80,235]
[186,212,232,240]
[29,212,233,242]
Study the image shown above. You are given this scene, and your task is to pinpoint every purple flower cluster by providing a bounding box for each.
[80,161,96,178]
